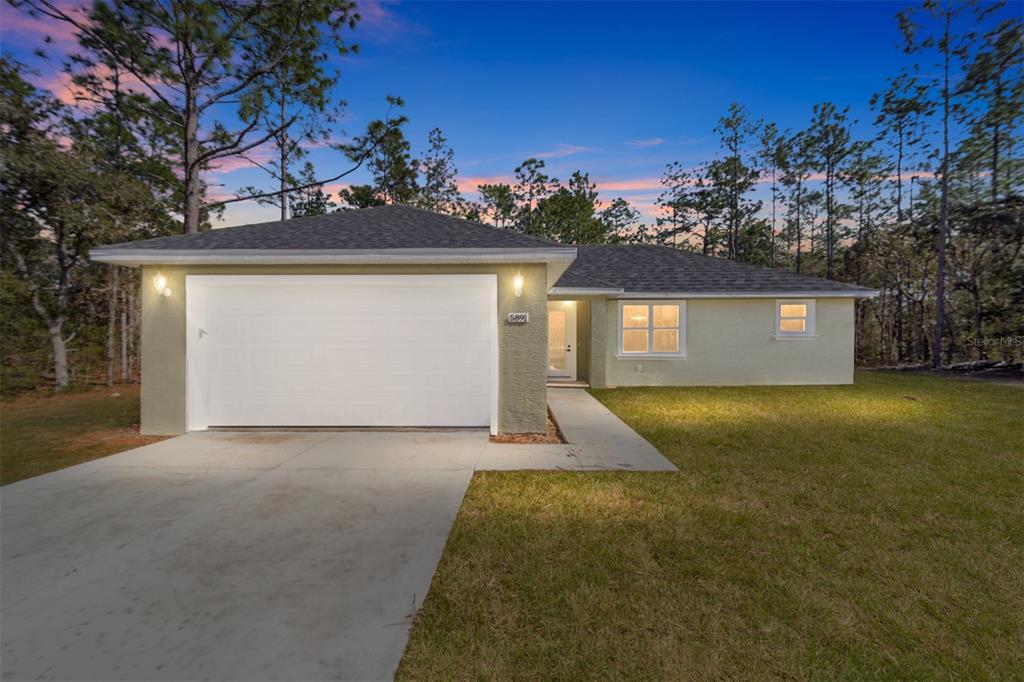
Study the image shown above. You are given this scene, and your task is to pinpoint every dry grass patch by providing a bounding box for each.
[399,373,1023,679]
[1,385,163,485]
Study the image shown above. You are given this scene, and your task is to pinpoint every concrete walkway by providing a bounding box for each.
[478,388,678,472]
[1,392,672,681]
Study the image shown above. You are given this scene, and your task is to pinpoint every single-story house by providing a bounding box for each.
[91,205,877,436]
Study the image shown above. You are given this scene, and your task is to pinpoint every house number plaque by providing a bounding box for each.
[507,312,529,324]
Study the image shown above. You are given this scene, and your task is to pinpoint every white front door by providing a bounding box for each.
[547,301,576,379]
[186,275,498,433]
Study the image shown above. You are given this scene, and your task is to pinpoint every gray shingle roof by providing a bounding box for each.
[95,205,873,295]
[554,244,875,295]
[95,205,563,251]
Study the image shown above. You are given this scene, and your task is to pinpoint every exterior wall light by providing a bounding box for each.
[512,272,524,298]
[153,273,171,297]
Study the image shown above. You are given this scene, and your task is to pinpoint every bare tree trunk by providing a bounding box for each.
[895,287,904,364]
[895,128,904,222]
[120,286,129,383]
[989,73,1005,202]
[49,320,69,390]
[770,166,776,268]
[795,179,803,274]
[183,88,202,234]
[279,94,289,221]
[917,298,928,364]
[933,10,951,369]
[972,282,984,360]
[106,266,119,386]
[128,283,138,381]
[992,119,1000,202]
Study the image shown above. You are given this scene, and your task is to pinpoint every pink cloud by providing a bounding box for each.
[35,63,152,108]
[532,144,597,159]
[207,147,278,174]
[595,177,663,192]
[456,174,515,193]
[0,4,82,49]
[322,182,349,195]
[37,70,85,106]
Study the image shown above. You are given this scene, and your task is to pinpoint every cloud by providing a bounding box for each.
[207,147,279,174]
[321,182,350,195]
[627,138,665,148]
[532,144,597,159]
[452,173,666,199]
[356,1,428,41]
[1,4,82,50]
[35,64,152,108]
[456,174,514,193]
[595,177,663,193]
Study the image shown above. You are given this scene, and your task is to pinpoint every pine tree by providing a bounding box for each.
[11,0,360,234]
[805,102,855,279]
[290,163,336,216]
[713,103,762,261]
[870,69,934,220]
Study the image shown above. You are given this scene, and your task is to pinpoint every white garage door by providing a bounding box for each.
[186,275,497,432]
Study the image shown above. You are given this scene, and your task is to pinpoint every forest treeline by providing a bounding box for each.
[1,0,1021,394]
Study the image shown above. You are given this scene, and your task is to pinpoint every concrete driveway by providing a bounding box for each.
[1,390,674,681]
[1,431,482,681]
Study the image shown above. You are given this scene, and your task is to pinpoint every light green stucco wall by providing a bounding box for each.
[575,299,591,383]
[140,263,548,435]
[590,297,855,387]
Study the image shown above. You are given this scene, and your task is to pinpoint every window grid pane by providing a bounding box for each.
[779,304,807,318]
[623,305,649,328]
[653,305,679,328]
[622,329,649,353]
[653,329,679,353]
[779,318,806,332]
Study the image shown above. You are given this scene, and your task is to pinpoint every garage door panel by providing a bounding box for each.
[187,275,496,429]
[204,311,490,341]
[204,342,491,375]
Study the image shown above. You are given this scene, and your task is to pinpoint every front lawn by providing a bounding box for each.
[0,385,164,485]
[399,372,1023,679]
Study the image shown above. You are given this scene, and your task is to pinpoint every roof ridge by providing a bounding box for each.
[382,204,564,248]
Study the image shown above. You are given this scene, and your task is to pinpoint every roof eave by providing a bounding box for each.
[90,246,579,289]
[89,246,577,266]
[548,286,625,296]
[613,289,879,299]
[548,287,878,299]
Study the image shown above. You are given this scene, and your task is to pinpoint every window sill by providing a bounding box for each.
[773,334,818,341]
[615,353,687,359]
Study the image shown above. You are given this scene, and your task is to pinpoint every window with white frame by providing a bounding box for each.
[620,302,684,354]
[775,299,815,337]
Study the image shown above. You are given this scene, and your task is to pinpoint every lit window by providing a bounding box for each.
[620,303,684,354]
[776,300,815,337]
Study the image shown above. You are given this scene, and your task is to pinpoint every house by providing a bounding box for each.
[90,205,877,436]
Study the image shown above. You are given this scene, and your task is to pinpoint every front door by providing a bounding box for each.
[547,301,576,379]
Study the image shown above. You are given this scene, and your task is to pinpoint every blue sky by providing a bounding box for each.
[0,1,983,226]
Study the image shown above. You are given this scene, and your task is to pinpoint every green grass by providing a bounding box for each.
[0,385,164,485]
[399,372,1024,680]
